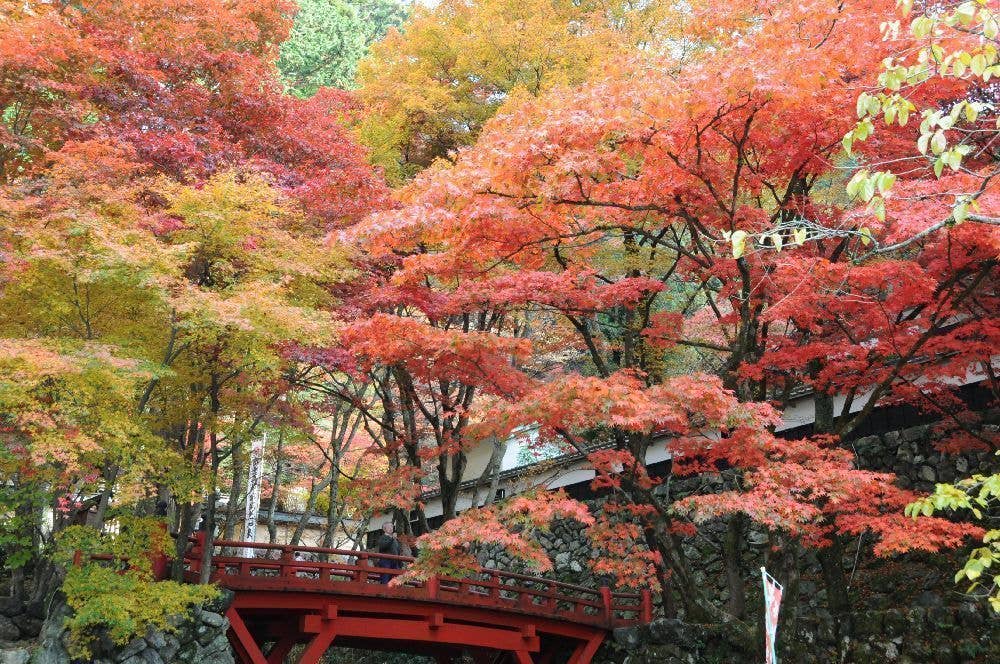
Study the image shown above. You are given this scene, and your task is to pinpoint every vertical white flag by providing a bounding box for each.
[761,567,783,664]
[242,433,266,558]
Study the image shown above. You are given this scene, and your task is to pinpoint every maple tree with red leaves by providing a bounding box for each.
[0,0,387,223]
[0,0,997,655]
[340,0,997,629]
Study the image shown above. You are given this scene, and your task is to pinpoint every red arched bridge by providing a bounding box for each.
[171,536,652,664]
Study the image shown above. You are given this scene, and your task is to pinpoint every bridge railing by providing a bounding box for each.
[185,537,651,627]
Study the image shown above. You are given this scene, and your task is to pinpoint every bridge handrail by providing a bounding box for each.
[189,537,652,626]
[202,538,608,598]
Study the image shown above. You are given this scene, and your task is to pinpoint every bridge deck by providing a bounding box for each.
[190,538,650,631]
[88,536,652,664]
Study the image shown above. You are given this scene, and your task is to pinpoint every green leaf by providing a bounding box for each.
[857,93,870,119]
[861,177,877,202]
[954,2,977,25]
[971,54,986,77]
[877,171,897,194]
[917,132,930,154]
[842,132,854,155]
[930,130,947,154]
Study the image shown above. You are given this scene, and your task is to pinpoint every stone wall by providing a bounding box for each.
[0,598,44,647]
[605,605,999,664]
[477,413,1000,662]
[25,590,235,664]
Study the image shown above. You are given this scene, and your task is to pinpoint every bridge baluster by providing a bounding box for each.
[426,575,439,599]
[356,553,368,583]
[599,587,612,624]
[640,589,652,624]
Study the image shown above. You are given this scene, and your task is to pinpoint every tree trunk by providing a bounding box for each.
[223,438,244,540]
[471,436,507,508]
[198,488,217,585]
[777,538,802,639]
[723,514,747,619]
[323,476,338,548]
[171,502,200,582]
[92,463,120,531]
[290,477,331,545]
[818,535,851,623]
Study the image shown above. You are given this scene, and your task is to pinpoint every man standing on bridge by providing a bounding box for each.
[377,521,402,584]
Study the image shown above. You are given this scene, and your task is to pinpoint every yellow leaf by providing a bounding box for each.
[859,227,874,246]
[731,230,748,259]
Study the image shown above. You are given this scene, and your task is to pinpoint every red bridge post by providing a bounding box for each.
[640,589,653,624]
[599,586,612,624]
[189,531,205,578]
[427,575,440,599]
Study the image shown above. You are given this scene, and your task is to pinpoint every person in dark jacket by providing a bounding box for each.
[376,522,402,584]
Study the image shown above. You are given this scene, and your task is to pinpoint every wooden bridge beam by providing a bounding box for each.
[225,607,268,664]
[265,636,296,664]
[566,633,604,664]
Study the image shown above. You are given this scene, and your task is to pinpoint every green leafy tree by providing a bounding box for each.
[278,0,409,96]
[907,463,1000,613]
[55,517,218,658]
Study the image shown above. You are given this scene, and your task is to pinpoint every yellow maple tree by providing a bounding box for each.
[355,0,693,182]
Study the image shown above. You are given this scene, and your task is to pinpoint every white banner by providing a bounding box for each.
[761,566,783,664]
[242,433,266,558]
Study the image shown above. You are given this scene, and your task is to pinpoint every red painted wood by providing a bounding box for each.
[566,634,604,664]
[182,539,640,664]
[265,637,296,664]
[225,607,268,664]
[295,622,336,664]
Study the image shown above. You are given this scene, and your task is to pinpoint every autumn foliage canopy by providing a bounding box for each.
[1,0,998,644]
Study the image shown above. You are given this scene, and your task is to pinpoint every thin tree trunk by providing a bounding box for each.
[92,464,119,531]
[471,437,507,508]
[171,502,200,582]
[290,477,332,545]
[198,487,217,585]
[818,535,851,621]
[223,438,244,541]
[322,473,339,549]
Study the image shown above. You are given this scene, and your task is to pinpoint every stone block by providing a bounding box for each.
[145,628,166,650]
[881,609,906,637]
[115,637,147,662]
[0,616,19,642]
[11,614,41,638]
[613,626,643,650]
[140,649,164,664]
[200,611,226,628]
[0,648,30,664]
[161,635,180,663]
[202,590,235,614]
[0,599,23,618]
